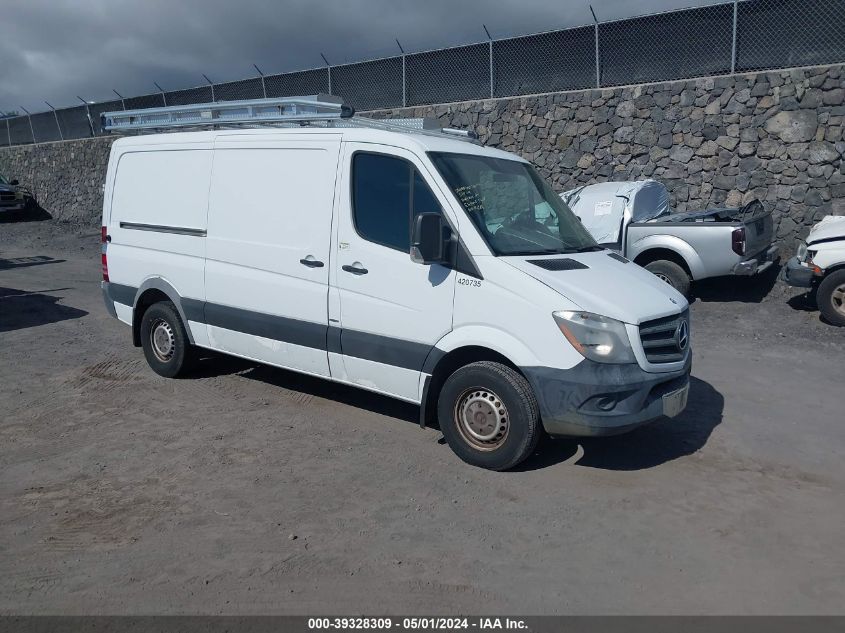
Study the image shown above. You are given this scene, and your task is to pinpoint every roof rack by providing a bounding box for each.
[101,94,478,142]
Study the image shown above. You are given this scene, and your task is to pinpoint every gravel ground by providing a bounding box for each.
[1,218,844,615]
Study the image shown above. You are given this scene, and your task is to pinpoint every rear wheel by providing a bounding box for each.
[140,301,195,377]
[645,260,691,297]
[437,361,540,471]
[817,270,845,327]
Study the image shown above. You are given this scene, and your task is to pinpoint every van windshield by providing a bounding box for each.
[429,152,599,256]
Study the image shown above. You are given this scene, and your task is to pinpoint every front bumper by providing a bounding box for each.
[733,244,780,275]
[780,256,816,288]
[0,202,26,212]
[522,356,692,437]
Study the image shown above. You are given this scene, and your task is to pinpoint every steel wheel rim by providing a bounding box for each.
[654,272,672,285]
[453,387,509,451]
[150,319,176,362]
[832,284,845,316]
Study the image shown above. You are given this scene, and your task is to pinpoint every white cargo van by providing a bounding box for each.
[100,99,691,470]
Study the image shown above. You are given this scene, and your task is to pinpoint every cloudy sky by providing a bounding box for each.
[0,0,722,114]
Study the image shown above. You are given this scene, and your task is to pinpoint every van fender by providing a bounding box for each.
[427,325,543,372]
[417,325,571,429]
[628,234,706,280]
[133,277,198,345]
[811,242,845,271]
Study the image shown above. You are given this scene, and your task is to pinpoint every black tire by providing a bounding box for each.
[817,270,845,327]
[139,301,195,377]
[437,361,541,471]
[645,260,691,297]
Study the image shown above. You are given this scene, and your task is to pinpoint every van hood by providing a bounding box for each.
[808,215,845,245]
[502,250,688,324]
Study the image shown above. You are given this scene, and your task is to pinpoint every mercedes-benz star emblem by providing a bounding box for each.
[676,320,689,352]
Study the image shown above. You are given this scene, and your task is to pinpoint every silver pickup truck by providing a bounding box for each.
[561,180,778,296]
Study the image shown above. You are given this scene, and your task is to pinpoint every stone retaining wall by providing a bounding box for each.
[0,136,113,224]
[379,64,844,252]
[1,63,843,252]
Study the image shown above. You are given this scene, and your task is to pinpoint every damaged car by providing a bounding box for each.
[561,179,779,297]
[782,215,845,327]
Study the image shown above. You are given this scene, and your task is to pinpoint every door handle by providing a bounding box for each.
[299,258,324,268]
[342,264,368,275]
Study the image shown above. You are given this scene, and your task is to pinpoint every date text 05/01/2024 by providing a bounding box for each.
[307,617,528,630]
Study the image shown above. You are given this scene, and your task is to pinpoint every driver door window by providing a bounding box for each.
[352,152,442,252]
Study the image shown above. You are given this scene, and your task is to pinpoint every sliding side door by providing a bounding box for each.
[204,134,341,378]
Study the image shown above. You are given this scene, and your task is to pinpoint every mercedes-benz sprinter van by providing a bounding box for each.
[101,125,691,470]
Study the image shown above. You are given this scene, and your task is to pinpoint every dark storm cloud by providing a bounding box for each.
[0,0,725,113]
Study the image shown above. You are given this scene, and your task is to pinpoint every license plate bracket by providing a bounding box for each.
[663,383,689,418]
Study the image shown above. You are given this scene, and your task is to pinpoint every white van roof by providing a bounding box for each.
[111,126,524,163]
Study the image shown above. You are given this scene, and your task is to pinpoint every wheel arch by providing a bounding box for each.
[634,247,693,277]
[629,235,704,280]
[821,262,845,276]
[420,345,524,429]
[418,327,541,429]
[132,278,195,347]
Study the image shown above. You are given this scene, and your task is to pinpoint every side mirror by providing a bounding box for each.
[10,179,19,186]
[411,212,449,265]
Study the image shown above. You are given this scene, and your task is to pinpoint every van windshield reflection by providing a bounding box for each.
[429,152,599,256]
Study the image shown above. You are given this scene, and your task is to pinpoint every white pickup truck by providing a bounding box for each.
[561,180,779,296]
[782,215,845,326]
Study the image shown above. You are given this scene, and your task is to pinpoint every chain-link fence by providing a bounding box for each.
[2,0,844,147]
[599,3,736,86]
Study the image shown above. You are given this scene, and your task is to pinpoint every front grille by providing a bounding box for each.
[638,309,689,364]
[528,258,588,271]
[0,192,16,203]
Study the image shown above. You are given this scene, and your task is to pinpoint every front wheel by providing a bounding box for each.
[437,361,541,471]
[645,260,691,297]
[817,270,845,327]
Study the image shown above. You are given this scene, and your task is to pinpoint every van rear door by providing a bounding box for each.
[204,135,341,377]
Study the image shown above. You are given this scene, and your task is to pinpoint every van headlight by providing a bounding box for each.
[797,241,808,263]
[552,311,636,364]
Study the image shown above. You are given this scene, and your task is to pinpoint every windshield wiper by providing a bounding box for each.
[572,245,605,253]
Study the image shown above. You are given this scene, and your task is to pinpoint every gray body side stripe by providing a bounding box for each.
[181,298,205,323]
[204,302,328,351]
[106,282,137,307]
[107,283,435,372]
[119,222,207,237]
[339,328,432,372]
[327,326,342,355]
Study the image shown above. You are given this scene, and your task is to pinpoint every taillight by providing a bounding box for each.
[101,226,109,281]
[732,227,746,256]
